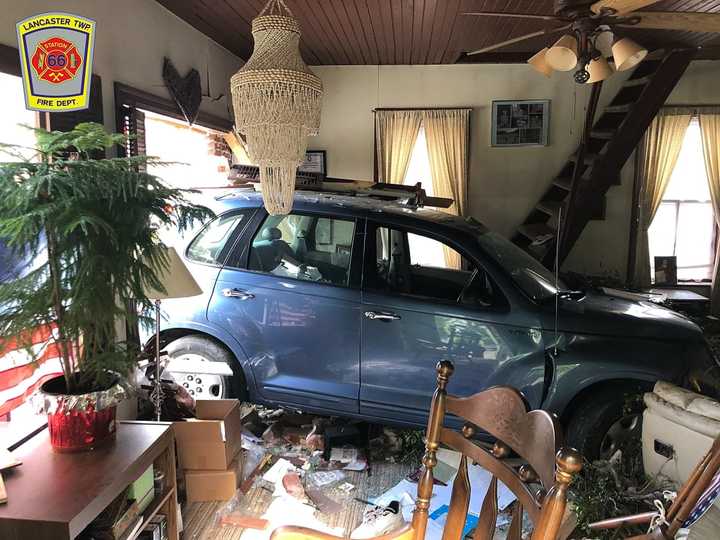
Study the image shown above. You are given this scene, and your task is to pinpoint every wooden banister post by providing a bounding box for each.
[530,448,582,540]
[412,360,454,540]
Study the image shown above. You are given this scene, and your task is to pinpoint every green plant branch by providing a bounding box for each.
[0,122,215,393]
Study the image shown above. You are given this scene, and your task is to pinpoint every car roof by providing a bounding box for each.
[211,188,489,236]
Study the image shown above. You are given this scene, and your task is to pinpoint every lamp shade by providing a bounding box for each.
[546,35,578,71]
[594,27,614,58]
[528,48,553,77]
[612,38,647,71]
[142,246,202,300]
[586,57,614,84]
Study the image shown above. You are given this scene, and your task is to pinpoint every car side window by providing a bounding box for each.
[373,226,505,308]
[186,212,250,265]
[248,213,356,287]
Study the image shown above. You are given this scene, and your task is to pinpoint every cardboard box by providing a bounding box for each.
[173,400,242,470]
[185,457,242,503]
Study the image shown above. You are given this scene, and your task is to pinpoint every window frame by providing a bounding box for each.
[184,208,257,269]
[363,218,509,311]
[226,209,365,290]
[652,199,716,283]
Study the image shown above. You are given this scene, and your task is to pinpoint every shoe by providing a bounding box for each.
[350,501,404,539]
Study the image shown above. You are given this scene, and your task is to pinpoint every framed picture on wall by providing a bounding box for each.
[299,150,327,175]
[491,100,550,147]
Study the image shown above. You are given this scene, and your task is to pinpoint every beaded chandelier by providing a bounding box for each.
[230,0,323,215]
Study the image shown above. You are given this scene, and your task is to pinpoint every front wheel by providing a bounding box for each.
[163,335,246,400]
[565,384,647,461]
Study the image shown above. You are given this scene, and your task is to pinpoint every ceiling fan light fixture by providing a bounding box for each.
[594,27,614,58]
[546,34,579,71]
[585,56,614,83]
[528,47,553,77]
[612,37,648,71]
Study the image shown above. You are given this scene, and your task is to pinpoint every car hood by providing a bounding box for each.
[547,291,703,341]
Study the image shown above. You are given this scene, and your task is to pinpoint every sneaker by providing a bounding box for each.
[350,501,404,539]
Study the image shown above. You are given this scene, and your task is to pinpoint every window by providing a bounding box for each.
[404,127,433,190]
[372,226,504,308]
[648,119,715,282]
[0,72,36,161]
[142,109,232,191]
[186,212,249,265]
[248,214,356,287]
[0,71,46,436]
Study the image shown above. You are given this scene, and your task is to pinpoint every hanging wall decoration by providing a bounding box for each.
[162,57,202,125]
[230,0,323,215]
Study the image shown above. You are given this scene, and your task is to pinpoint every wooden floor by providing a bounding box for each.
[182,462,414,540]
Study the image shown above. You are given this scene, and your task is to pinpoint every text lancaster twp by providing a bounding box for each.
[20,16,91,32]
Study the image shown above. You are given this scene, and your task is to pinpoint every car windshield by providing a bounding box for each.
[475,229,566,302]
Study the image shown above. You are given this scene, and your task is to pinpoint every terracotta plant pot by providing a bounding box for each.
[39,374,125,453]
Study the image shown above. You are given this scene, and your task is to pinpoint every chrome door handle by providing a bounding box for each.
[364,311,401,321]
[222,288,255,300]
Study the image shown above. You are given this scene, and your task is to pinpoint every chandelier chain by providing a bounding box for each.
[260,0,294,18]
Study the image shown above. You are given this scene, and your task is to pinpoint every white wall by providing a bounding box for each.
[0,0,242,131]
[312,63,631,275]
[668,60,720,104]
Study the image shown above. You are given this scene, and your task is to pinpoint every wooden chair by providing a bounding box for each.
[272,361,582,540]
[589,435,720,539]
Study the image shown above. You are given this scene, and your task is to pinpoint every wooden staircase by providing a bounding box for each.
[510,49,697,267]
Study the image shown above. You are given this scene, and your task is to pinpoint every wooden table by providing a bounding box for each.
[0,421,179,540]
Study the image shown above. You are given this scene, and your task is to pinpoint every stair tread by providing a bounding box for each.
[605,103,632,113]
[518,222,556,242]
[624,75,651,87]
[569,153,599,165]
[535,199,565,219]
[590,129,615,140]
[537,200,564,214]
[553,177,573,191]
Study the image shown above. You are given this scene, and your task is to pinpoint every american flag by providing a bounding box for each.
[682,470,720,528]
[0,325,64,419]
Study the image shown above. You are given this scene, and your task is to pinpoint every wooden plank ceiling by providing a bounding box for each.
[156,0,720,64]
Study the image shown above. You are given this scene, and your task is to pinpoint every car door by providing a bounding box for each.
[360,220,547,426]
[207,209,364,414]
[160,209,255,334]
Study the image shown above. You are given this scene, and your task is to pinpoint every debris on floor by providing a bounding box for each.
[188,404,531,540]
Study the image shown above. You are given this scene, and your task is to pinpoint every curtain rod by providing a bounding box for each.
[662,104,720,112]
[372,107,472,112]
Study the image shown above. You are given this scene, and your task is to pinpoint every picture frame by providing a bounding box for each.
[491,100,550,147]
[654,256,678,286]
[299,150,327,175]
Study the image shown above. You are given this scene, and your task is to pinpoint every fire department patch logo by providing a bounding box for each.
[16,13,95,112]
[31,37,82,84]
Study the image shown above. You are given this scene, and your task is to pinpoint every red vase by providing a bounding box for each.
[40,375,118,453]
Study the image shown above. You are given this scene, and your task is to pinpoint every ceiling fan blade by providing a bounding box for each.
[467,25,571,56]
[463,11,560,21]
[590,0,661,15]
[623,11,720,33]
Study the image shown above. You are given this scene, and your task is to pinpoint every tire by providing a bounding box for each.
[564,383,647,461]
[164,335,246,401]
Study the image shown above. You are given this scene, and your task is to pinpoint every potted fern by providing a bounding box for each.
[0,123,212,452]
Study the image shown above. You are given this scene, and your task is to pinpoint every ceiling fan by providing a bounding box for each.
[465,0,720,83]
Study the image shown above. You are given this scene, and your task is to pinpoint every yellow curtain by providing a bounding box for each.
[423,109,470,269]
[632,109,692,288]
[699,108,720,314]
[375,110,422,184]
